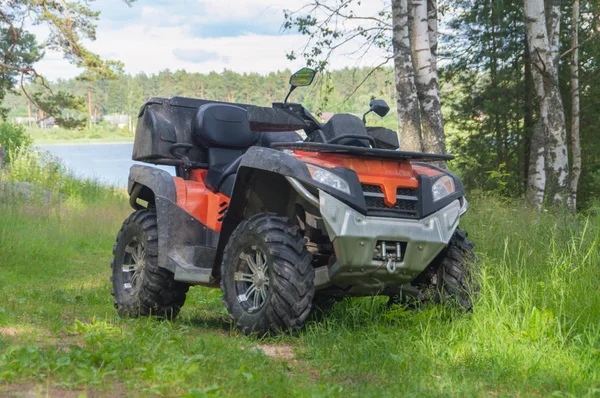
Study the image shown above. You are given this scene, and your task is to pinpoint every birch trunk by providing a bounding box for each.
[410,0,446,155]
[526,119,546,210]
[524,0,569,207]
[392,0,423,152]
[568,0,581,213]
[427,0,438,71]
[545,0,561,64]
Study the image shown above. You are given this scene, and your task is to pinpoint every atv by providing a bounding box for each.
[111,67,476,335]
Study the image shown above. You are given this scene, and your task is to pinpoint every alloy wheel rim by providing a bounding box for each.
[234,246,270,314]
[122,239,146,294]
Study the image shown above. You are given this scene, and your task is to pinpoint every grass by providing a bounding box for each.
[27,125,134,145]
[0,157,599,396]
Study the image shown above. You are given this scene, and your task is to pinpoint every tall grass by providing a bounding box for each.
[0,161,598,395]
[298,195,600,395]
[1,147,122,205]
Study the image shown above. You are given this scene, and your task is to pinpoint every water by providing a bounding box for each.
[40,143,174,187]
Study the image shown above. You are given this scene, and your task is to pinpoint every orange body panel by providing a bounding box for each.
[293,151,418,207]
[172,151,443,222]
[173,169,229,232]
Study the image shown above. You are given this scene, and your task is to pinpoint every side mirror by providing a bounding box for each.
[285,67,317,104]
[369,99,390,117]
[289,67,316,87]
[362,99,390,123]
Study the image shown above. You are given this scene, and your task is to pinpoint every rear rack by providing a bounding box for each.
[270,142,454,162]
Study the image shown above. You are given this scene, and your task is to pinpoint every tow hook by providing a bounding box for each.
[376,241,403,273]
[386,259,397,274]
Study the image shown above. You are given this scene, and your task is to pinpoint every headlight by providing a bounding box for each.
[306,164,350,194]
[432,175,455,201]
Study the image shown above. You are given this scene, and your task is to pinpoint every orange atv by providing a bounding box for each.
[111,68,476,335]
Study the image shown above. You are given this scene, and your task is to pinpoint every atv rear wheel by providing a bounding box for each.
[221,213,315,336]
[111,209,189,319]
[417,230,478,311]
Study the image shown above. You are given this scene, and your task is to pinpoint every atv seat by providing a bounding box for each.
[193,103,257,196]
[193,103,303,196]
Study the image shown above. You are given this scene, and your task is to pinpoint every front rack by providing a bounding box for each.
[270,142,454,162]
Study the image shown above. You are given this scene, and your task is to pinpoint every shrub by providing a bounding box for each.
[0,122,33,163]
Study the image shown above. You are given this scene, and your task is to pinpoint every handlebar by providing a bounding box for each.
[328,134,376,147]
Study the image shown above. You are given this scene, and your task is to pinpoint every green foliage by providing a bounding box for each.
[0,122,32,162]
[0,195,599,396]
[0,25,43,118]
[5,67,398,124]
[0,0,135,127]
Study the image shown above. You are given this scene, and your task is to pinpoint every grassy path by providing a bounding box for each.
[1,196,599,397]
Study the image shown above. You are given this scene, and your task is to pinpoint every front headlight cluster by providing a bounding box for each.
[306,164,350,194]
[432,175,456,201]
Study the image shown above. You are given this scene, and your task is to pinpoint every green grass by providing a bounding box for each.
[0,177,599,396]
[28,125,134,145]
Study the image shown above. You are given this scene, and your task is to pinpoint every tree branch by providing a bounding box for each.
[560,31,600,59]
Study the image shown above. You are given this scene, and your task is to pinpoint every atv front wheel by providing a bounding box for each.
[416,230,478,311]
[111,209,189,319]
[221,213,315,336]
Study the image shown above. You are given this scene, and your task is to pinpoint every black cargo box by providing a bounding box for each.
[132,96,250,164]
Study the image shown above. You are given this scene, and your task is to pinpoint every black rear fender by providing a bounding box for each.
[127,165,219,282]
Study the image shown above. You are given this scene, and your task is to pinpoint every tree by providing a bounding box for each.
[0,0,135,127]
[524,0,569,209]
[568,0,581,213]
[283,0,446,154]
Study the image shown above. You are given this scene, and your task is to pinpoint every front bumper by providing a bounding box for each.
[319,190,461,293]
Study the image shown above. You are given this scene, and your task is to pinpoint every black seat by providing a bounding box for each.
[193,103,257,195]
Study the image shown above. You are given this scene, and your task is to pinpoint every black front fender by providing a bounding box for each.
[237,146,367,213]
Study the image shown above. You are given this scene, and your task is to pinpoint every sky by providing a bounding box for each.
[33,0,390,81]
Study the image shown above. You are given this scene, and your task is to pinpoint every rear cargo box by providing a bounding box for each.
[132,96,249,164]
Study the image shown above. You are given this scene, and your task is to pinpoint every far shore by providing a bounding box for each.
[35,139,134,146]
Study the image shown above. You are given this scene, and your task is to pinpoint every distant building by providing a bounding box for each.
[38,117,57,129]
[14,117,37,126]
[103,114,130,128]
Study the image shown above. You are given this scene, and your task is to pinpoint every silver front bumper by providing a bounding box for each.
[318,190,461,292]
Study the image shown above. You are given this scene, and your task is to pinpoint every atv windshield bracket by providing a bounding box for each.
[285,176,319,208]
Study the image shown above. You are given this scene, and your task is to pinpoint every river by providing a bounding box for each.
[40,143,174,187]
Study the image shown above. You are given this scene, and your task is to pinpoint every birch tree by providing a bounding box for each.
[568,0,581,213]
[524,0,569,208]
[391,0,423,151]
[410,0,445,154]
[284,0,447,154]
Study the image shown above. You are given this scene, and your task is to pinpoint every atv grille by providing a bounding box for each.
[361,184,419,218]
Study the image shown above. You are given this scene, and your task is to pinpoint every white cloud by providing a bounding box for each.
[32,0,391,81]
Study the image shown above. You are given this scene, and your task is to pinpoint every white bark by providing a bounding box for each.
[526,120,546,211]
[524,0,569,207]
[427,0,438,71]
[568,0,581,213]
[410,0,446,155]
[392,0,423,152]
[545,0,561,63]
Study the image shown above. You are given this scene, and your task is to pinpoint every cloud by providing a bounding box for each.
[172,48,220,63]
[30,0,391,81]
[188,21,282,38]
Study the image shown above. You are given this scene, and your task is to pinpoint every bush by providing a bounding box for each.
[0,122,32,163]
